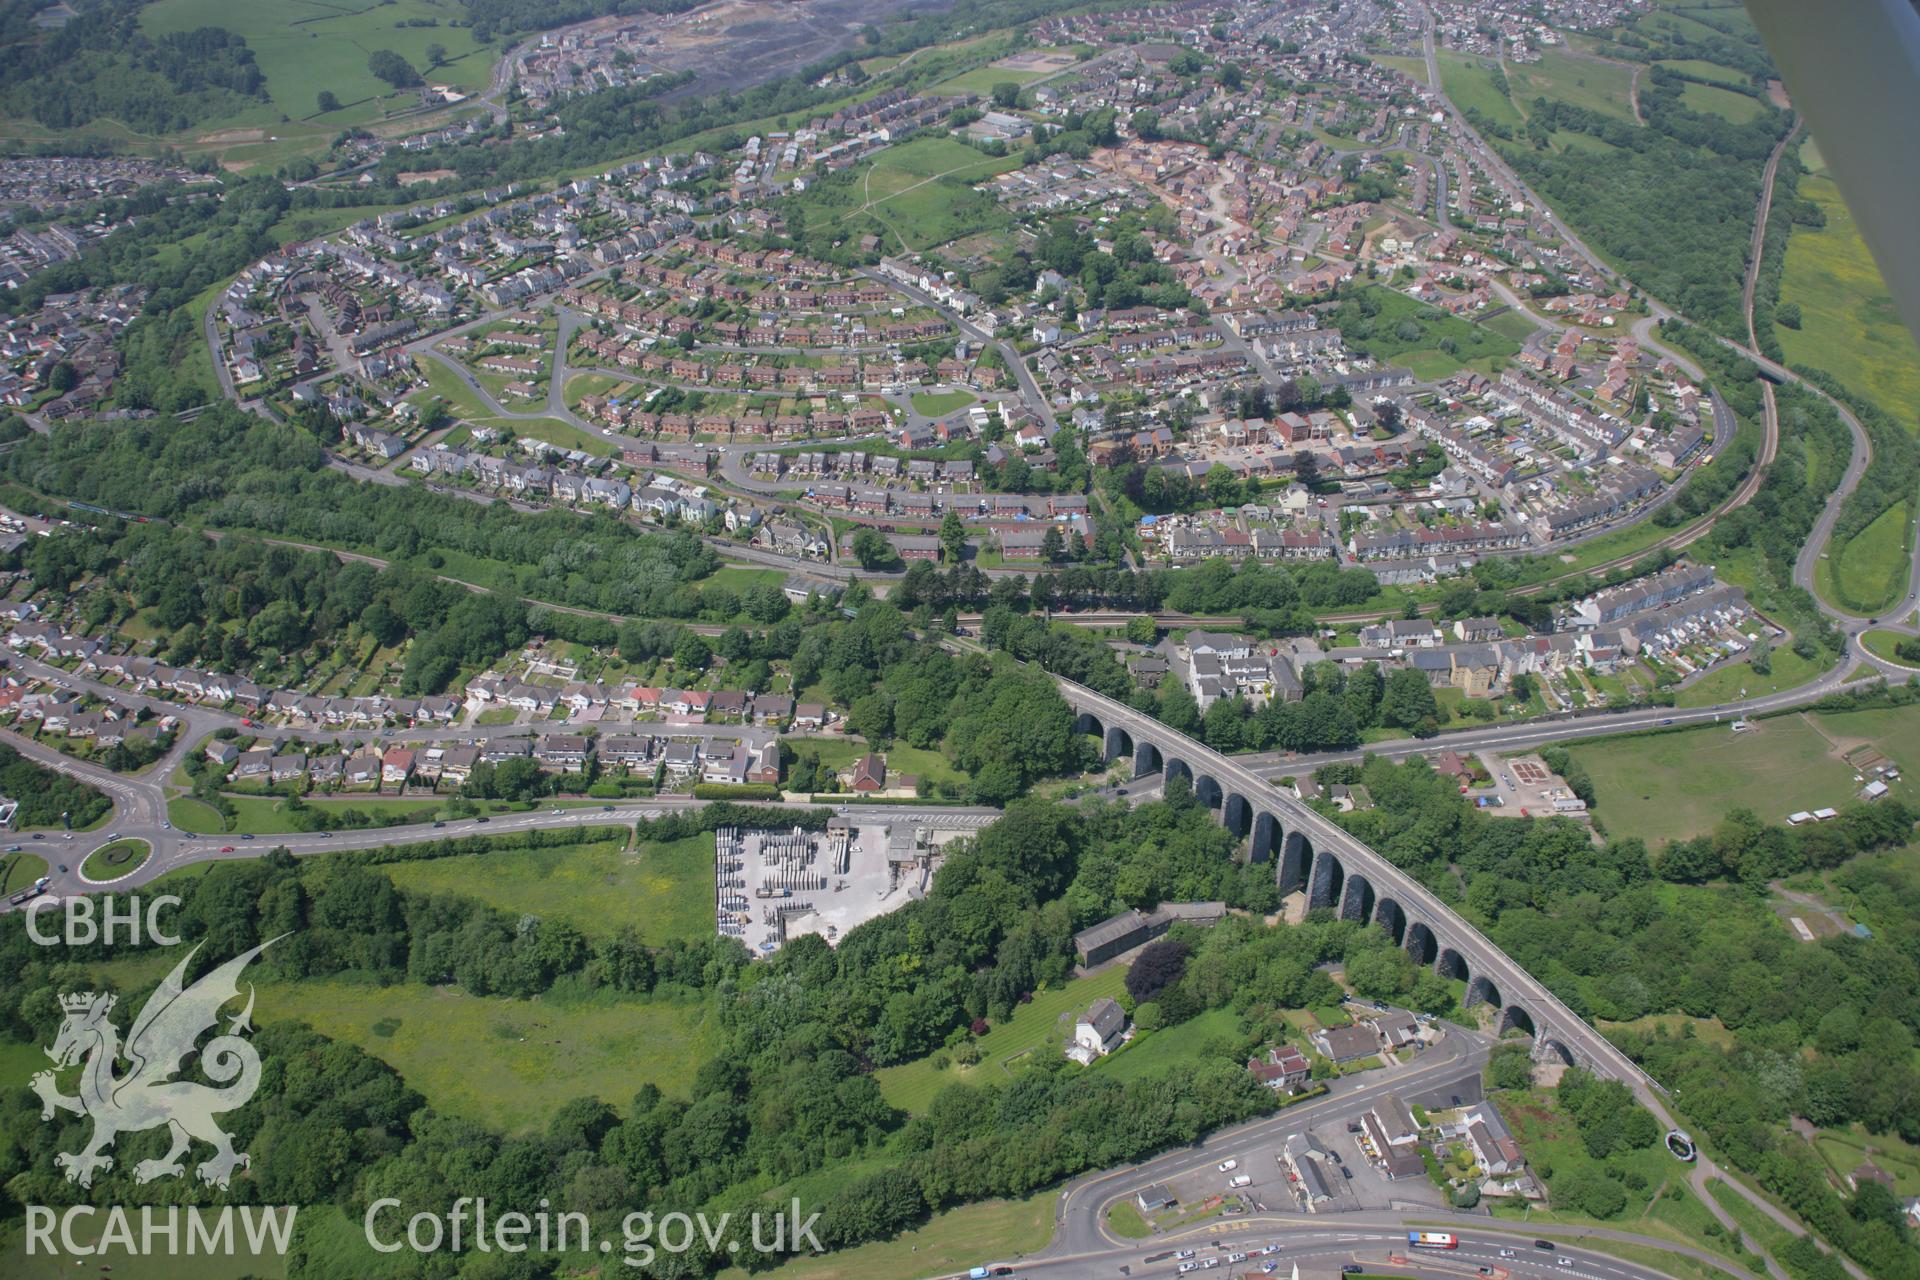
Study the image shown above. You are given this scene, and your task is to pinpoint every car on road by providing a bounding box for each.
[1535,1241,1555,1251]
[319,832,332,839]
[476,816,490,822]
[551,808,562,815]
[241,833,255,840]
[1174,1250,1195,1260]
[5,845,18,852]
[105,832,119,841]
[31,833,42,839]
[433,821,445,828]
[221,846,235,852]
[1557,1259,1574,1269]
[1499,1249,1517,1259]
[1660,718,1674,725]
[161,821,171,829]
[602,805,615,811]
[1218,1159,1239,1172]
[1227,1174,1252,1188]
[1341,1267,1363,1275]
[57,864,67,873]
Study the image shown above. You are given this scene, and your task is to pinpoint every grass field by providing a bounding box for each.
[1655,58,1753,88]
[703,564,789,594]
[1569,707,1920,844]
[480,415,615,458]
[140,0,494,125]
[1678,80,1767,123]
[80,838,151,882]
[715,1191,1053,1280]
[1860,629,1920,668]
[412,352,496,421]
[383,833,714,945]
[1485,310,1543,343]
[1819,500,1913,615]
[874,966,1129,1112]
[1778,175,1920,437]
[1505,49,1641,122]
[927,64,1050,98]
[1436,49,1526,132]
[0,851,49,894]
[1375,54,1430,84]
[2,1218,286,1279]
[169,793,442,833]
[911,389,977,416]
[258,978,717,1133]
[789,136,1020,254]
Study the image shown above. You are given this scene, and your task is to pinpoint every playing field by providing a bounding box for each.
[257,978,719,1133]
[1778,175,1920,437]
[1569,707,1920,845]
[382,833,714,945]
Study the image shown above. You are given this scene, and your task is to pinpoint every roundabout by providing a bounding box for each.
[79,837,153,885]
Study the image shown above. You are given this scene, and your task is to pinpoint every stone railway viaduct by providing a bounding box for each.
[1061,679,1650,1087]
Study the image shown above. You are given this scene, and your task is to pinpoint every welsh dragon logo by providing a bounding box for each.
[31,937,282,1190]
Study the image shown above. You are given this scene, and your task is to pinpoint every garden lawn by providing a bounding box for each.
[1097,1006,1241,1083]
[874,967,1130,1112]
[1673,643,1826,708]
[256,979,718,1133]
[381,833,712,945]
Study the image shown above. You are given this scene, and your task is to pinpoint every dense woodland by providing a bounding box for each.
[0,743,112,829]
